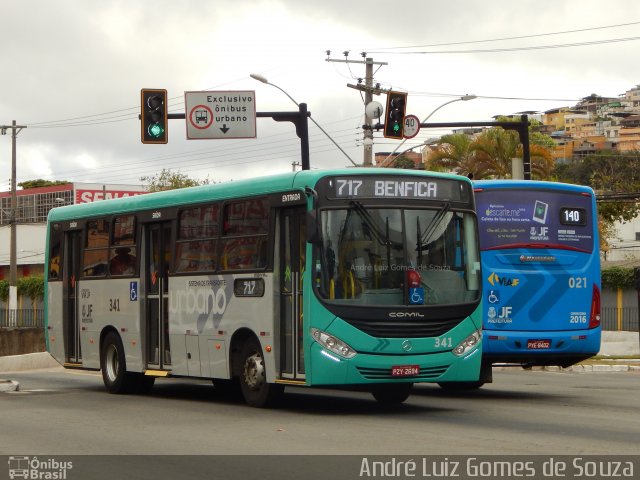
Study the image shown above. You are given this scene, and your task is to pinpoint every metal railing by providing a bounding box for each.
[601,307,639,332]
[0,308,45,328]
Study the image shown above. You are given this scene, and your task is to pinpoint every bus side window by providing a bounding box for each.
[48,227,63,281]
[83,219,110,277]
[110,247,136,276]
[109,215,137,276]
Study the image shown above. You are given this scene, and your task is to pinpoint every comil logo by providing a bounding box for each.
[8,456,73,479]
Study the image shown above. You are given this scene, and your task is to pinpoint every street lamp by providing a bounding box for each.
[380,94,477,167]
[250,73,357,167]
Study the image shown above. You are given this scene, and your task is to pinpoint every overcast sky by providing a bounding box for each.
[1,0,640,190]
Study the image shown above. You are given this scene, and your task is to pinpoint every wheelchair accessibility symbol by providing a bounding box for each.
[409,287,425,305]
[488,290,499,304]
[130,281,138,302]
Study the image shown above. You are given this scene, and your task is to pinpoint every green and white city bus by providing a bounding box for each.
[45,168,483,407]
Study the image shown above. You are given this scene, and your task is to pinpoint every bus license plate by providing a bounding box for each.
[527,339,551,349]
[392,365,419,376]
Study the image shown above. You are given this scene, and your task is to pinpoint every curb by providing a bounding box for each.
[0,379,19,392]
[0,352,61,372]
[497,364,640,373]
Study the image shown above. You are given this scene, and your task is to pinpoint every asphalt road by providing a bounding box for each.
[1,367,638,458]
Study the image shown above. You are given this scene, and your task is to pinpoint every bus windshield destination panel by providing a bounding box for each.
[474,180,601,376]
[45,169,483,407]
[324,175,470,202]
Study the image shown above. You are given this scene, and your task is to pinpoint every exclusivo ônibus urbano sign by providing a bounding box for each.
[184,90,257,139]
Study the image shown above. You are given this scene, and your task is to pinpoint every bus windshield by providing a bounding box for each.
[316,204,480,306]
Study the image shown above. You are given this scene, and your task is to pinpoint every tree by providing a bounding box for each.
[18,179,70,189]
[140,169,212,192]
[392,155,417,169]
[553,151,640,252]
[471,128,554,180]
[426,128,554,180]
[553,150,640,224]
[426,134,490,178]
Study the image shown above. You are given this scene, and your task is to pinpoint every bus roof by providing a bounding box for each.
[48,168,472,222]
[473,179,594,195]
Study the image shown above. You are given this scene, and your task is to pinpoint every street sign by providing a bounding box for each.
[403,115,420,139]
[185,91,257,139]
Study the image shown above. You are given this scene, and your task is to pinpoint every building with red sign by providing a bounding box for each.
[0,183,146,280]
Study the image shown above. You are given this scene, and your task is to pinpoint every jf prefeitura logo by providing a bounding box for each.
[8,456,73,480]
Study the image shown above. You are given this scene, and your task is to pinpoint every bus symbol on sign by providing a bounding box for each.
[195,109,209,124]
[188,105,214,130]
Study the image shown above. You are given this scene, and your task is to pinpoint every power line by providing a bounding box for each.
[365,20,640,50]
[10,120,361,185]
[24,77,248,128]
[367,36,640,55]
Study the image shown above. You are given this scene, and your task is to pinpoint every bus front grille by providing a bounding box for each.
[346,318,463,338]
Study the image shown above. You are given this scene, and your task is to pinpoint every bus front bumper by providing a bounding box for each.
[308,342,482,385]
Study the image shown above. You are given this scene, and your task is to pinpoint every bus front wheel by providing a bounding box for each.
[239,338,283,408]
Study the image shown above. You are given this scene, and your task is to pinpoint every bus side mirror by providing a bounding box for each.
[306,211,322,244]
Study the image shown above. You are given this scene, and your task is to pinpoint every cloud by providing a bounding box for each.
[1,0,640,188]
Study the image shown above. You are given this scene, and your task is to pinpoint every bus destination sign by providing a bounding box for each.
[324,176,467,202]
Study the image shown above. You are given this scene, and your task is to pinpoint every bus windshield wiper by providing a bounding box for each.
[350,201,399,248]
[420,202,451,247]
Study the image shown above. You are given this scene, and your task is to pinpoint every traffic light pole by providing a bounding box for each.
[257,104,310,171]
[379,115,531,179]
[165,105,311,170]
[420,116,531,179]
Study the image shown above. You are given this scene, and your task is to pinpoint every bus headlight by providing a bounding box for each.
[311,328,356,359]
[452,329,482,357]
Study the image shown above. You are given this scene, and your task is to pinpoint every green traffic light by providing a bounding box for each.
[148,123,165,138]
[393,122,400,133]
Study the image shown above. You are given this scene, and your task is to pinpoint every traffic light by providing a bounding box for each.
[384,91,407,139]
[141,89,168,144]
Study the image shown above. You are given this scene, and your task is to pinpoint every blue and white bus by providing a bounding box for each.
[474,180,601,381]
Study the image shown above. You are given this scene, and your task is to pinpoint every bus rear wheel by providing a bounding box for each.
[371,383,413,405]
[239,338,283,408]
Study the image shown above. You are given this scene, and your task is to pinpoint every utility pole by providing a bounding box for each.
[326,52,387,167]
[1,120,26,326]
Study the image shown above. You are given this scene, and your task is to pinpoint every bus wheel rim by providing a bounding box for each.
[243,352,265,391]
[106,344,119,382]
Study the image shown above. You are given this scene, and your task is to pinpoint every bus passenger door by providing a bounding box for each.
[144,222,172,371]
[62,231,82,364]
[279,207,306,381]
